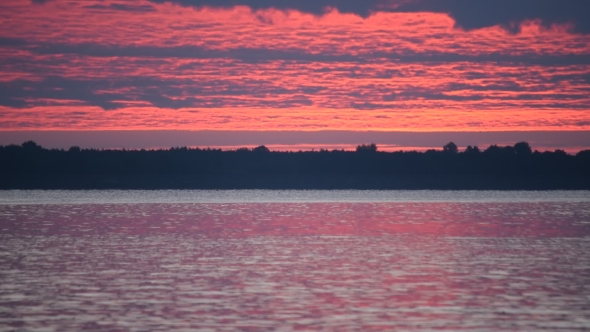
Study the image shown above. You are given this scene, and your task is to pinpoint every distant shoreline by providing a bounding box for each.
[2,141,589,190]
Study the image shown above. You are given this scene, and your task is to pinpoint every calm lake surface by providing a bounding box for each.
[1,190,590,331]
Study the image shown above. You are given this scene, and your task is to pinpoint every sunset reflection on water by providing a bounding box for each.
[1,199,590,330]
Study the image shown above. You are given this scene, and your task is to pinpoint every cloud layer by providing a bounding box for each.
[0,0,589,131]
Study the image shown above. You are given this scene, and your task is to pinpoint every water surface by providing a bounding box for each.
[1,190,589,331]
[2,189,589,204]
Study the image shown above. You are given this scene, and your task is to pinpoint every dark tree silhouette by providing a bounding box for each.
[356,143,377,152]
[22,141,42,150]
[514,142,532,156]
[443,142,458,154]
[1,141,589,189]
[252,145,270,153]
[464,145,480,154]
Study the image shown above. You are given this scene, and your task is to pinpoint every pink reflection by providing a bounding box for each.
[1,202,590,330]
[1,202,589,237]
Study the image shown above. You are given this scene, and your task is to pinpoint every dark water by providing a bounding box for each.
[1,191,590,331]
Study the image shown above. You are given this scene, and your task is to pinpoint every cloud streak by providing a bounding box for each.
[0,0,588,133]
[144,0,590,33]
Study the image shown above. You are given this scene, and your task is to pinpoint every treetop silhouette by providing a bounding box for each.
[1,140,588,189]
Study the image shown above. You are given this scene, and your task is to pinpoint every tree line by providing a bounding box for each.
[1,141,589,189]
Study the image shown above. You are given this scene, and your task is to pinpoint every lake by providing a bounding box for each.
[1,190,590,331]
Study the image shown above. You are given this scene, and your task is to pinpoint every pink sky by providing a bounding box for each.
[0,0,589,150]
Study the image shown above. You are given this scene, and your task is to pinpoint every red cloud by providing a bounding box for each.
[0,0,588,132]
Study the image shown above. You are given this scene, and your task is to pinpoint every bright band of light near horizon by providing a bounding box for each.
[1,0,589,148]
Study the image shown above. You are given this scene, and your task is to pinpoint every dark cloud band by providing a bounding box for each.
[5,38,590,66]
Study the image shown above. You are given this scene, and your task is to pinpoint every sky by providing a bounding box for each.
[1,0,589,151]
